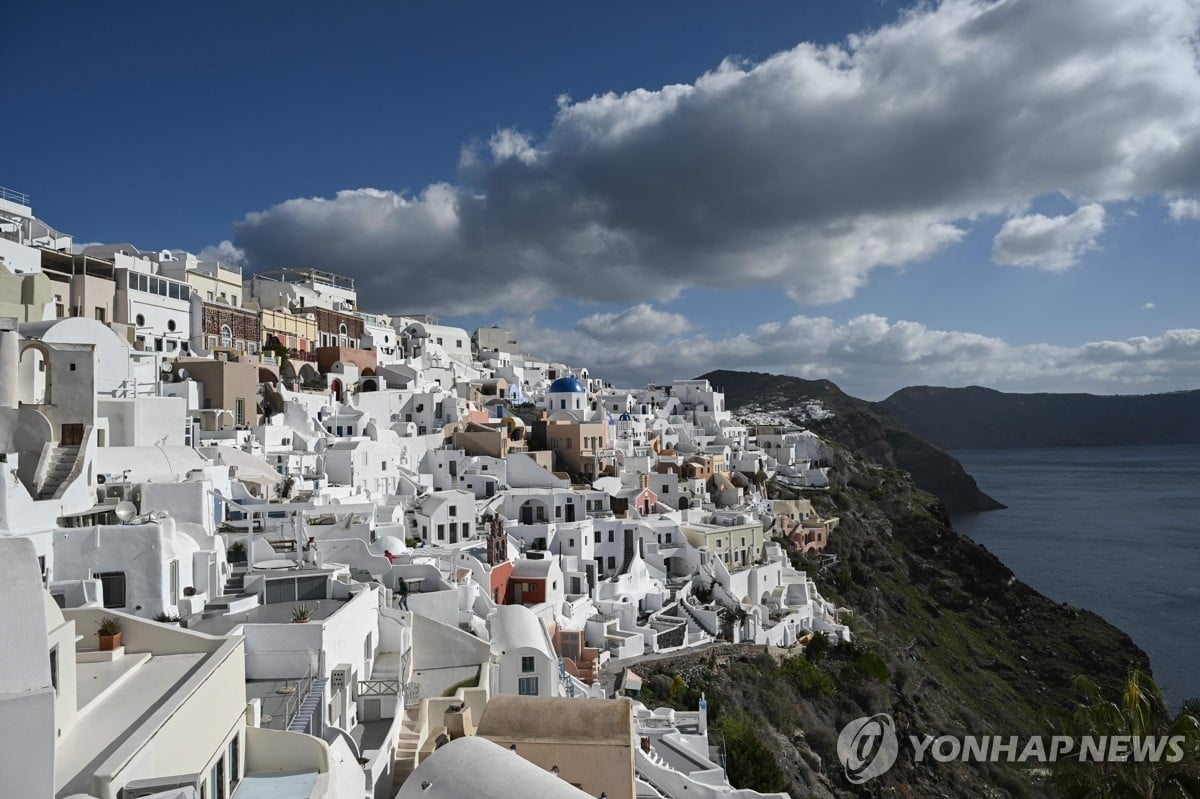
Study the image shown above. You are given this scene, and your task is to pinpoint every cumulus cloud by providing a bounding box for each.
[197,239,246,265]
[222,0,1200,314]
[1141,302,1157,311]
[575,304,691,341]
[510,308,1200,399]
[991,204,1107,270]
[1167,197,1200,221]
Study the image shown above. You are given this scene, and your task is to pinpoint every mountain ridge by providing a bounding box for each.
[696,369,1004,513]
[875,384,1200,450]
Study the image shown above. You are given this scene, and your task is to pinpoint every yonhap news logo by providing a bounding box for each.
[837,713,899,784]
[836,713,1189,784]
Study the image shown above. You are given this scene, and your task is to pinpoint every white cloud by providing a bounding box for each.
[220,0,1200,314]
[196,239,246,265]
[575,304,691,341]
[511,307,1200,399]
[1167,197,1200,221]
[992,204,1107,270]
[1141,302,1156,310]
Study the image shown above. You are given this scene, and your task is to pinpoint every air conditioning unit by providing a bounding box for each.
[330,663,352,692]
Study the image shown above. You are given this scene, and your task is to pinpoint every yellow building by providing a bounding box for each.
[682,514,766,571]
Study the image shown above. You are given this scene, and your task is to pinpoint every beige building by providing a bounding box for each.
[544,418,613,477]
[0,262,54,322]
[682,514,767,571]
[160,256,244,307]
[477,695,637,799]
[173,358,260,430]
[259,307,319,355]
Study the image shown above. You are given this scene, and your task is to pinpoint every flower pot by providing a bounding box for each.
[99,632,121,651]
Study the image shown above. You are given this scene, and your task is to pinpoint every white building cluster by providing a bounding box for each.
[0,189,847,799]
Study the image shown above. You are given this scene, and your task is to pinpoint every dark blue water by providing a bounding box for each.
[951,445,1200,710]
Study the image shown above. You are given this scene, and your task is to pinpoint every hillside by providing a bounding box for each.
[633,444,1149,798]
[876,385,1200,450]
[697,370,1004,513]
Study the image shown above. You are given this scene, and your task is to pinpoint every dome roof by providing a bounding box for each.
[548,376,587,393]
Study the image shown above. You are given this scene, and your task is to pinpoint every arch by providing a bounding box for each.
[360,377,379,392]
[678,497,690,510]
[298,362,318,383]
[361,367,375,377]
[18,341,52,404]
[330,378,344,402]
[219,324,232,348]
[517,498,551,525]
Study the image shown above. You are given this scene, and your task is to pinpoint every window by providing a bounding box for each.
[170,560,179,601]
[207,291,214,301]
[220,324,232,348]
[518,676,539,695]
[607,556,616,570]
[94,306,105,322]
[99,571,127,608]
[235,398,246,427]
[135,313,145,327]
[521,655,536,673]
[449,506,457,517]
[437,524,445,540]
[229,735,240,784]
[167,318,177,332]
[49,646,58,693]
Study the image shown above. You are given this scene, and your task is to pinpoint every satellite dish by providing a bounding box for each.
[115,501,137,523]
[176,368,189,381]
[96,474,107,484]
[160,360,174,373]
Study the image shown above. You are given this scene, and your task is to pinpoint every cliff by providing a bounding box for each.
[876,385,1200,450]
[697,370,1004,512]
[636,444,1149,797]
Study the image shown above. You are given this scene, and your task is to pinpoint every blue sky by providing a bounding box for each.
[5,0,1200,398]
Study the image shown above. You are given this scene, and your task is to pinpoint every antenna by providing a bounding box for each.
[114,501,137,523]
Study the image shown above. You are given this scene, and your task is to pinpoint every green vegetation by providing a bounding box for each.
[779,655,835,697]
[1046,670,1200,799]
[714,709,790,794]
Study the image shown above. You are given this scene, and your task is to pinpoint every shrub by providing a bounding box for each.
[780,655,836,697]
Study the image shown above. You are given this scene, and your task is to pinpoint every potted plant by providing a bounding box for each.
[97,616,122,650]
[154,612,182,625]
[291,603,312,623]
[227,539,247,564]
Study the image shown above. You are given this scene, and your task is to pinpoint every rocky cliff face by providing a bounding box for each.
[697,370,1004,512]
[636,444,1148,798]
[876,385,1200,450]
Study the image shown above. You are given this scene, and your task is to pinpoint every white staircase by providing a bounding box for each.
[37,445,79,499]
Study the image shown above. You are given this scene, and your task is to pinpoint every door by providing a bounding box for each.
[61,423,84,446]
[565,503,576,522]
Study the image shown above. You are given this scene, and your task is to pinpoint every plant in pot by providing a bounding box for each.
[227,539,247,564]
[97,616,122,650]
[291,603,313,623]
[154,612,182,624]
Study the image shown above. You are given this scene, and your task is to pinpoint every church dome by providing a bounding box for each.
[548,376,587,393]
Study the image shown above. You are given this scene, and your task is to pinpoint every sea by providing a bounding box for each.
[950,445,1200,711]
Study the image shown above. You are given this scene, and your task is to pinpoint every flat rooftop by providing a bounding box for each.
[191,598,347,636]
[56,652,207,798]
[231,770,319,799]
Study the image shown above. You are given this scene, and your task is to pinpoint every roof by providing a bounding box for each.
[548,376,587,393]
[397,736,592,799]
[490,604,554,658]
[477,694,633,744]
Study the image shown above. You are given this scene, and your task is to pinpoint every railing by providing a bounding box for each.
[0,186,30,205]
[281,666,315,729]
